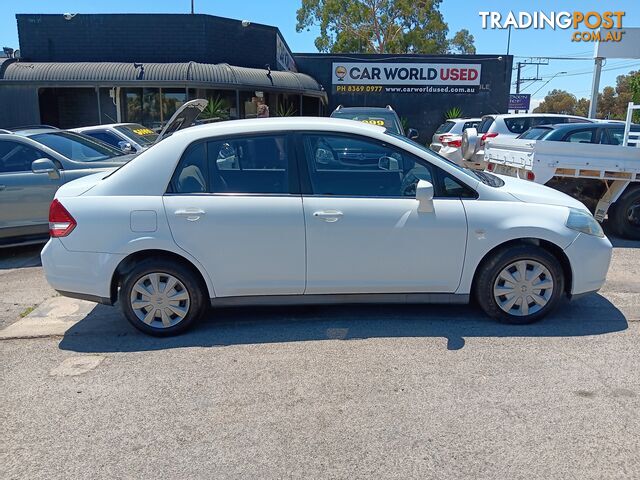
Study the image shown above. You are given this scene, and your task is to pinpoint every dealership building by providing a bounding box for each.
[0,13,513,140]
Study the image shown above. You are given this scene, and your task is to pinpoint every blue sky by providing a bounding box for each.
[1,0,639,108]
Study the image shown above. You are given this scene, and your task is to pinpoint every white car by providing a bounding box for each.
[72,123,159,154]
[461,114,593,170]
[430,118,481,153]
[41,118,612,336]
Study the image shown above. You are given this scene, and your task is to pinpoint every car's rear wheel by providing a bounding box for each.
[608,185,640,240]
[475,245,564,324]
[120,259,207,336]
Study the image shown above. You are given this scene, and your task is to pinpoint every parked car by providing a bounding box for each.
[41,117,612,336]
[517,122,640,144]
[484,103,640,239]
[71,98,209,153]
[0,99,209,247]
[460,114,593,170]
[430,118,481,153]
[330,105,419,140]
[0,128,134,247]
[72,123,159,153]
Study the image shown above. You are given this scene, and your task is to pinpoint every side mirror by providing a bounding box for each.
[407,128,419,140]
[118,141,134,153]
[31,158,60,179]
[416,179,434,213]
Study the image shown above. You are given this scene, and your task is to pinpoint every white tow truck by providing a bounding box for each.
[484,103,640,239]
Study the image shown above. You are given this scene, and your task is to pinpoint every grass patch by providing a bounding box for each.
[19,305,36,318]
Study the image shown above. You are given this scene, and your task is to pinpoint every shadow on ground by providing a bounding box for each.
[0,244,44,270]
[59,292,628,353]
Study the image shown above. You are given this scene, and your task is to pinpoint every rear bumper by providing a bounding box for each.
[41,238,125,303]
[564,233,613,296]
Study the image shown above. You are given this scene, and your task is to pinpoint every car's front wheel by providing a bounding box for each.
[475,245,565,324]
[120,259,207,336]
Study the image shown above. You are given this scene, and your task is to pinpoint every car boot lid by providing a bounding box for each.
[155,99,208,142]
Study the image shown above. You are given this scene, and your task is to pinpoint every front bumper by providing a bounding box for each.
[564,233,613,296]
[41,238,125,304]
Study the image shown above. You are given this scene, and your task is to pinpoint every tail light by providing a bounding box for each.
[438,134,452,143]
[49,199,76,237]
[443,138,462,148]
[486,163,495,172]
[526,171,536,181]
[481,132,499,144]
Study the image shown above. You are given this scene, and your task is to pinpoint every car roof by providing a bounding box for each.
[446,118,482,122]
[333,106,397,113]
[484,113,589,120]
[73,123,142,131]
[11,128,60,136]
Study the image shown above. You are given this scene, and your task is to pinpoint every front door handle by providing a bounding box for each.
[313,210,343,222]
[174,208,205,221]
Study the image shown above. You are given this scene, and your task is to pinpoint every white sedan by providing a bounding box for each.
[41,118,612,336]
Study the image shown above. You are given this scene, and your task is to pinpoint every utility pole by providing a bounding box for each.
[191,0,194,14]
[588,57,603,119]
[513,58,549,113]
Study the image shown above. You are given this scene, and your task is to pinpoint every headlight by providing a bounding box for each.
[566,208,604,237]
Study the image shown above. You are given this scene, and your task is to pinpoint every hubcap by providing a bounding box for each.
[493,260,554,317]
[626,202,640,227]
[130,272,190,328]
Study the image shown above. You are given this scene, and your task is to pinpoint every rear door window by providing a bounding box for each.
[170,134,290,195]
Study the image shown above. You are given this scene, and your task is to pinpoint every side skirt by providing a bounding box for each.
[210,293,469,308]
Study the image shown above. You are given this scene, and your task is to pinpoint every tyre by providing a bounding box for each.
[474,245,565,324]
[120,258,207,336]
[608,186,640,240]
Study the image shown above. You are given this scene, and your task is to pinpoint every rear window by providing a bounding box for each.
[435,121,455,134]
[504,117,532,135]
[477,117,495,134]
[518,127,553,140]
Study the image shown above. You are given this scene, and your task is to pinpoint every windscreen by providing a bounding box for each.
[31,131,124,162]
[115,124,159,146]
[331,111,401,134]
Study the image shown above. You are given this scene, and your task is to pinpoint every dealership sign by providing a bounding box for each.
[332,62,481,94]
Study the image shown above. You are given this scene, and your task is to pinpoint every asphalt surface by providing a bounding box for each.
[1,236,640,479]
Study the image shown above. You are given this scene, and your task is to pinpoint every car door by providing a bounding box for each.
[298,132,470,295]
[164,133,306,298]
[0,139,62,240]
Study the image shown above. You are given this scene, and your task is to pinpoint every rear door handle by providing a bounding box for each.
[313,210,343,222]
[174,208,205,221]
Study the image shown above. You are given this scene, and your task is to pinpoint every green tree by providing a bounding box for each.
[533,89,578,115]
[575,97,590,117]
[598,86,617,119]
[450,29,476,54]
[295,0,473,54]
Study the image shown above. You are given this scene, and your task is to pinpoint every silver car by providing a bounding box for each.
[0,127,134,247]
